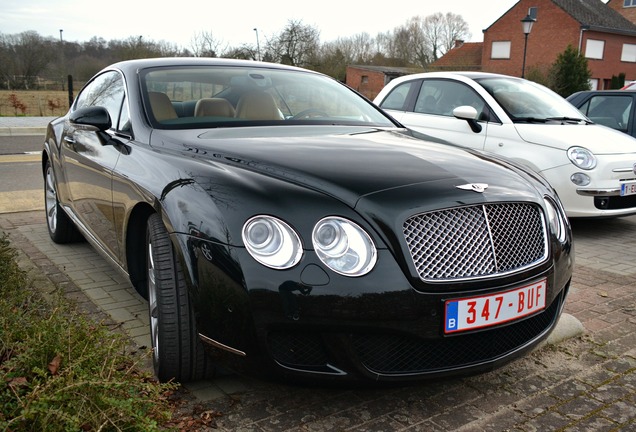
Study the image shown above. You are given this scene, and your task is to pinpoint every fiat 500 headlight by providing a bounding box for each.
[567,147,597,170]
[242,216,303,269]
[312,217,377,276]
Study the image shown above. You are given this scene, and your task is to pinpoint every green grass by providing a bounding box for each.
[0,234,178,431]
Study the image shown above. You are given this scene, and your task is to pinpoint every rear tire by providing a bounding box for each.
[145,213,214,382]
[44,160,82,244]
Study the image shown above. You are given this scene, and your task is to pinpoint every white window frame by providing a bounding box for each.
[585,39,605,60]
[491,41,511,59]
[622,44,636,62]
[625,0,636,7]
[588,78,599,90]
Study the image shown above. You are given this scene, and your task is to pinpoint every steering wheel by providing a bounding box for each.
[290,109,329,120]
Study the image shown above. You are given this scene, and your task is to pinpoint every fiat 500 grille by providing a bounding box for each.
[403,203,547,281]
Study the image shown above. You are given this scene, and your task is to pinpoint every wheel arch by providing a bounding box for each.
[125,202,156,297]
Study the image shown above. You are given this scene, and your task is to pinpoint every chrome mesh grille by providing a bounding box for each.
[403,203,547,281]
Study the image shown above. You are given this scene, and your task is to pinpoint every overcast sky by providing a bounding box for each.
[2,0,529,49]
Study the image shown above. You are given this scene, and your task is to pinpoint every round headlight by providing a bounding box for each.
[312,217,377,277]
[544,198,567,243]
[242,216,302,269]
[567,147,597,170]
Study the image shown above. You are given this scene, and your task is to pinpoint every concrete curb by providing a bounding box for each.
[0,127,47,137]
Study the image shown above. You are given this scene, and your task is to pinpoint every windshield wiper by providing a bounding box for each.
[513,117,548,123]
[545,116,591,124]
[513,116,591,124]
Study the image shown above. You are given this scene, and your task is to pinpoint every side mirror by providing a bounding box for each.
[453,105,482,133]
[69,106,112,132]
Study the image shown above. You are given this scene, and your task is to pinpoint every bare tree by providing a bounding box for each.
[422,12,471,61]
[346,33,376,64]
[223,45,258,60]
[267,20,320,67]
[441,12,472,54]
[403,17,433,67]
[190,31,226,57]
[0,31,54,89]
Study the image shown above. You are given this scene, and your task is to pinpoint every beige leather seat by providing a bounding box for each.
[235,91,284,120]
[194,98,236,117]
[148,92,177,122]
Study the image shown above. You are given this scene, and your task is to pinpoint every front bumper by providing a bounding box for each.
[542,163,636,218]
[188,243,573,383]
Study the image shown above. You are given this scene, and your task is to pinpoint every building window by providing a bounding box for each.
[588,79,599,90]
[622,44,636,62]
[624,0,636,7]
[361,75,369,84]
[491,41,511,59]
[585,39,605,60]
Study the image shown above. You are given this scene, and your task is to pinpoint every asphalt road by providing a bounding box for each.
[0,135,43,155]
[0,135,44,211]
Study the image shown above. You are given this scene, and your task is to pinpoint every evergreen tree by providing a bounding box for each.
[549,45,591,97]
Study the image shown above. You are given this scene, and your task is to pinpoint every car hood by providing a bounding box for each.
[151,126,545,208]
[514,122,636,154]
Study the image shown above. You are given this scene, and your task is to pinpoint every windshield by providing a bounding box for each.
[476,77,587,122]
[141,66,395,129]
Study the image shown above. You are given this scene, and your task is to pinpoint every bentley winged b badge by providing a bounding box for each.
[456,183,489,193]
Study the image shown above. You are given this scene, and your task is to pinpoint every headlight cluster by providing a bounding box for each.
[543,197,567,243]
[242,216,303,269]
[567,147,596,170]
[313,217,377,276]
[242,215,377,277]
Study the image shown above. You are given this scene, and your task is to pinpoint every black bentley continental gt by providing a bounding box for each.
[43,58,573,384]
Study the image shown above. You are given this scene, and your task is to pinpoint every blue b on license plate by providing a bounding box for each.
[444,279,547,334]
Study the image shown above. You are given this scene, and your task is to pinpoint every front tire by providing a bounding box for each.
[44,160,82,244]
[146,213,214,382]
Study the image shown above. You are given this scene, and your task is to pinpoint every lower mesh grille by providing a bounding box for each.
[353,294,561,375]
[269,332,329,368]
[267,292,562,376]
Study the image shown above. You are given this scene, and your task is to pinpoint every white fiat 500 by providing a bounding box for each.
[374,71,636,218]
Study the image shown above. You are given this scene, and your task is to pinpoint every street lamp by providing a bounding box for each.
[253,28,261,61]
[521,14,535,78]
[59,29,63,42]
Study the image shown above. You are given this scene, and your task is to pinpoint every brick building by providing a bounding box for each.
[607,0,636,23]
[482,0,636,89]
[345,65,423,100]
[348,0,636,97]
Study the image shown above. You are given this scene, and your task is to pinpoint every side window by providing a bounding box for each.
[74,71,126,131]
[415,80,486,119]
[379,81,413,110]
[585,95,632,131]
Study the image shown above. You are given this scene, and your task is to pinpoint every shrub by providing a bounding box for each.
[0,234,177,431]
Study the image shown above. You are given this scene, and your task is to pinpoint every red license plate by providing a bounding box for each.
[444,279,547,334]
